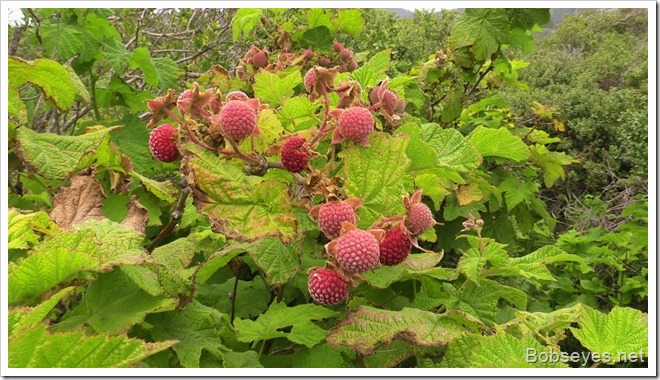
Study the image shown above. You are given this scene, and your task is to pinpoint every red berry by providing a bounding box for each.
[316,202,358,239]
[332,41,344,52]
[251,51,269,69]
[335,107,374,146]
[339,48,352,61]
[406,202,435,235]
[379,225,412,266]
[308,268,348,305]
[347,60,358,71]
[281,137,308,173]
[318,56,331,67]
[218,100,258,142]
[149,124,180,162]
[304,68,316,93]
[334,229,380,273]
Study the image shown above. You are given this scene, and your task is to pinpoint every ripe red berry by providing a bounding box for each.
[318,56,331,67]
[308,268,348,305]
[218,100,258,142]
[149,124,180,162]
[332,41,344,52]
[281,136,309,173]
[251,51,269,69]
[406,202,436,235]
[379,225,412,266]
[332,106,374,146]
[333,229,381,273]
[339,48,352,61]
[347,60,358,71]
[315,202,358,239]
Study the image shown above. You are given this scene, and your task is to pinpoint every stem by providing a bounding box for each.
[258,339,267,359]
[89,69,101,121]
[147,186,190,253]
[465,63,494,99]
[162,107,185,126]
[230,264,241,326]
[308,84,333,147]
[226,138,261,165]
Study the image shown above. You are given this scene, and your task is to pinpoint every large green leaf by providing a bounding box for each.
[340,132,410,228]
[129,47,159,87]
[363,252,454,288]
[245,237,300,285]
[351,49,391,90]
[278,95,321,131]
[183,143,297,243]
[9,287,75,337]
[9,220,148,305]
[336,9,364,38]
[327,306,469,355]
[232,9,263,41]
[53,269,174,334]
[9,324,174,368]
[234,302,338,348]
[570,305,648,365]
[449,9,511,61]
[253,69,302,107]
[8,209,53,251]
[148,301,229,368]
[8,56,90,111]
[420,124,482,172]
[441,333,567,368]
[467,126,530,162]
[15,126,121,180]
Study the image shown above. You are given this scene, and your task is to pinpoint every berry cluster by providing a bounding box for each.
[143,42,429,309]
[306,190,437,306]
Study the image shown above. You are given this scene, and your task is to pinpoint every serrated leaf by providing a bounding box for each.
[234,302,338,348]
[253,69,302,107]
[9,287,75,336]
[9,221,148,305]
[152,57,179,91]
[240,108,283,153]
[15,126,121,180]
[467,126,530,162]
[8,209,53,251]
[441,88,464,123]
[530,145,575,187]
[103,39,132,73]
[245,237,300,285]
[148,301,229,368]
[336,9,364,38]
[232,9,263,41]
[223,350,263,368]
[9,324,175,368]
[302,26,333,49]
[364,252,453,288]
[340,132,410,228]
[570,305,648,365]
[498,174,538,211]
[449,9,511,61]
[54,269,173,334]
[420,124,482,172]
[278,95,320,131]
[351,49,391,89]
[129,47,159,86]
[131,171,178,203]
[183,143,297,243]
[327,306,469,355]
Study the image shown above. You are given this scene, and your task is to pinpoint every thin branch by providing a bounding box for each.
[147,186,191,253]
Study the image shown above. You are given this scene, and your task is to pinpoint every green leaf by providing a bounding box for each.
[449,9,511,61]
[9,287,75,336]
[327,306,469,355]
[570,305,648,365]
[8,209,52,251]
[232,9,263,41]
[253,68,302,107]
[530,145,575,187]
[363,252,454,288]
[8,221,148,305]
[340,133,410,228]
[498,174,538,211]
[278,96,320,131]
[54,269,173,334]
[336,9,364,38]
[420,124,482,172]
[505,245,588,282]
[302,26,333,49]
[183,143,297,243]
[467,126,530,162]
[152,57,179,90]
[234,302,338,348]
[103,39,132,73]
[441,88,464,123]
[245,237,300,286]
[131,171,178,203]
[129,47,158,86]
[8,57,90,111]
[223,350,263,368]
[441,333,567,368]
[9,324,175,368]
[240,108,283,153]
[148,301,229,368]
[351,49,391,89]
[16,126,121,180]
[306,9,336,33]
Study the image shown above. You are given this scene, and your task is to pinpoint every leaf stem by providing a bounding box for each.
[230,264,241,326]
